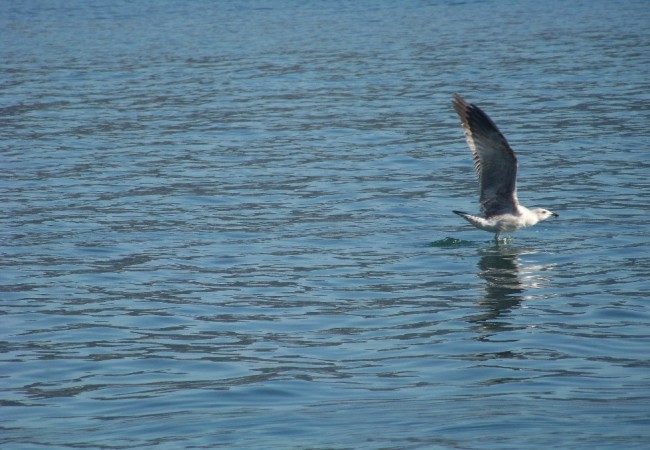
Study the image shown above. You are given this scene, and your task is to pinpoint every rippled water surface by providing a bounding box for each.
[2,1,650,449]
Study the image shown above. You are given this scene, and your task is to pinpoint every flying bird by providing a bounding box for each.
[451,94,558,241]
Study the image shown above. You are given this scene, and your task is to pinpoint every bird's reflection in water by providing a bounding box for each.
[469,244,535,333]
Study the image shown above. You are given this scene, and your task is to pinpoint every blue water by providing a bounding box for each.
[2,1,650,448]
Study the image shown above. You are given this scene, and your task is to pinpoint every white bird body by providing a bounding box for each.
[452,94,558,241]
[453,207,555,234]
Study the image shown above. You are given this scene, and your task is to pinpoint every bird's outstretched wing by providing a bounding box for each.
[452,93,519,217]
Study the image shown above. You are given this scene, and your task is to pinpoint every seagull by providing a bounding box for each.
[451,93,558,242]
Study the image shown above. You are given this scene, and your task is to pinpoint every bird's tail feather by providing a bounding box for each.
[453,210,487,229]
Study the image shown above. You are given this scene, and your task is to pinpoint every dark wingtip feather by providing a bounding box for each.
[452,93,468,117]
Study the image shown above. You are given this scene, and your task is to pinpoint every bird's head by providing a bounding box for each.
[532,208,559,222]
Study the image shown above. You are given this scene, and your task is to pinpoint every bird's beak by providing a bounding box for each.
[552,212,559,218]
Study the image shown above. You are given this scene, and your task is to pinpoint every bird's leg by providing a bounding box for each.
[494,232,500,243]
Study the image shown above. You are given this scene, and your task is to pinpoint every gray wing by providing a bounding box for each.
[452,93,519,217]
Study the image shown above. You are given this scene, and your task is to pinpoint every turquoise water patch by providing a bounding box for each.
[428,237,474,248]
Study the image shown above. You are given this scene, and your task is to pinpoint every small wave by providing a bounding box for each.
[428,237,474,247]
